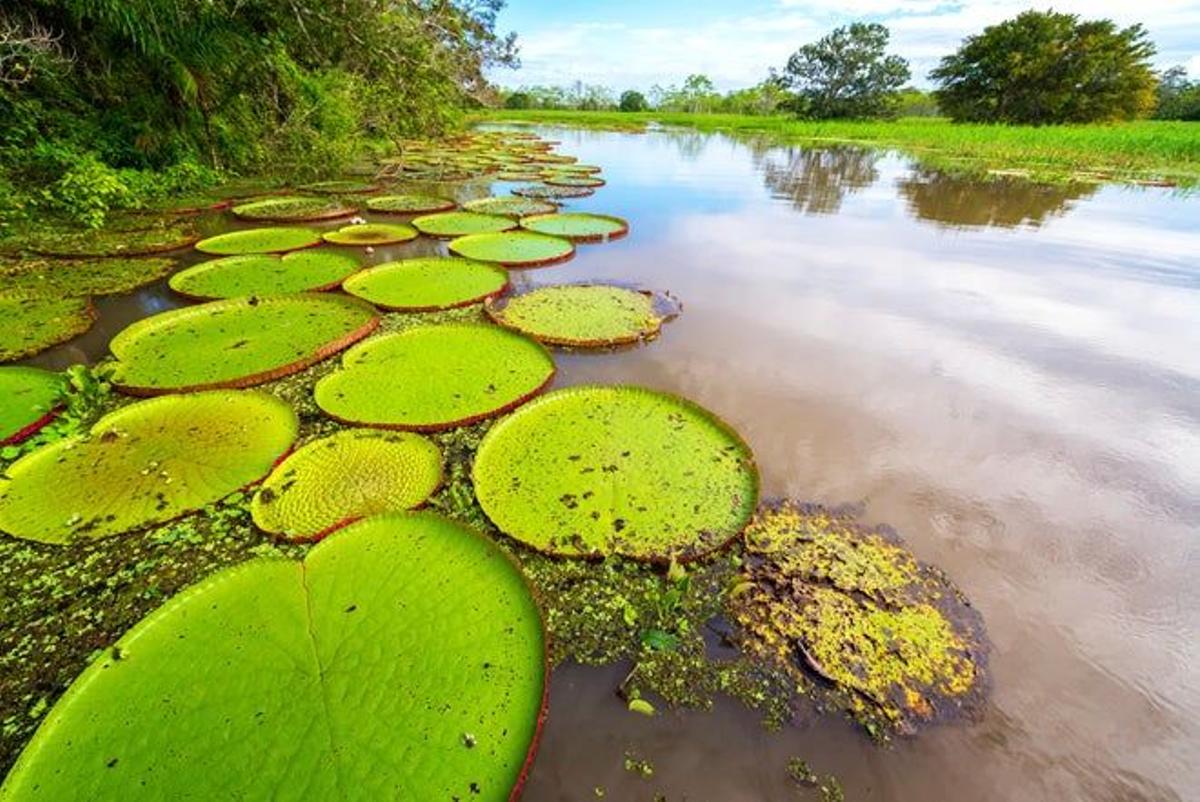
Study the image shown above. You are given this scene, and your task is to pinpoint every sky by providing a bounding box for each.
[489,0,1200,92]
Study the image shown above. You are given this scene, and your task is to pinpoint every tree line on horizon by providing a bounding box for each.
[501,10,1200,124]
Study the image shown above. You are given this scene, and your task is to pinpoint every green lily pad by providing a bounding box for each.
[486,284,677,347]
[109,295,379,394]
[495,170,545,182]
[473,385,759,560]
[315,324,554,431]
[463,196,558,218]
[195,227,323,255]
[251,429,443,540]
[0,257,177,297]
[322,223,418,246]
[168,252,361,300]
[449,232,574,268]
[545,175,606,188]
[0,511,547,800]
[513,184,595,200]
[0,391,297,543]
[411,212,517,238]
[547,164,602,175]
[232,196,358,222]
[298,179,379,194]
[0,367,63,445]
[0,294,95,362]
[27,225,199,258]
[366,194,457,214]
[343,258,509,311]
[519,213,629,243]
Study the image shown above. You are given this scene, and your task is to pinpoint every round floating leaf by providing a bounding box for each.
[463,196,557,218]
[544,175,606,188]
[195,227,322,255]
[547,164,602,175]
[251,429,443,540]
[232,196,358,222]
[486,284,677,347]
[411,211,517,238]
[473,385,759,560]
[449,232,574,268]
[0,257,176,297]
[0,391,297,543]
[0,511,547,801]
[513,184,595,200]
[0,367,63,445]
[315,324,554,431]
[343,258,508,311]
[169,251,361,300]
[366,194,456,214]
[28,226,199,258]
[109,294,379,394]
[495,170,545,182]
[298,179,379,194]
[519,213,628,243]
[323,223,418,246]
[0,294,95,362]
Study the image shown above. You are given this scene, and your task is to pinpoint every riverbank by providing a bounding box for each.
[474,110,1200,187]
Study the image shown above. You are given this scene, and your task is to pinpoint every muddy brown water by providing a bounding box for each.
[22,126,1200,801]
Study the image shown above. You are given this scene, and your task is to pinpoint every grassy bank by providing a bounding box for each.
[476,110,1200,186]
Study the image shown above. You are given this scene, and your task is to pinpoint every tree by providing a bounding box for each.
[619,89,648,112]
[931,11,1157,124]
[680,73,717,112]
[1154,66,1200,120]
[504,91,531,109]
[781,23,910,119]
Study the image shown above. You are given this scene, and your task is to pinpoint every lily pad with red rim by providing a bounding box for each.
[168,252,361,300]
[298,179,380,195]
[232,196,358,223]
[0,294,96,362]
[343,258,509,311]
[0,257,177,297]
[0,367,64,445]
[28,226,200,258]
[411,212,517,238]
[195,227,323,256]
[449,231,574,268]
[366,194,457,214]
[322,223,418,246]
[485,284,677,347]
[544,175,606,188]
[463,196,558,218]
[513,185,595,200]
[519,213,629,243]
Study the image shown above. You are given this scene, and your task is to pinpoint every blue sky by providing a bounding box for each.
[490,0,1200,91]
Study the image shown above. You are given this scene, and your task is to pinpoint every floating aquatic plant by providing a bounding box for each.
[485,284,677,347]
[0,391,297,543]
[322,223,418,246]
[343,257,508,311]
[251,429,442,540]
[231,196,358,222]
[315,324,554,430]
[109,294,379,394]
[544,175,606,188]
[473,385,759,560]
[0,367,63,445]
[513,185,595,200]
[24,225,199,258]
[410,211,517,238]
[366,194,457,214]
[462,196,558,218]
[448,231,574,267]
[0,294,95,362]
[194,227,323,255]
[0,512,546,801]
[297,179,379,194]
[519,213,628,242]
[0,257,176,298]
[168,251,361,300]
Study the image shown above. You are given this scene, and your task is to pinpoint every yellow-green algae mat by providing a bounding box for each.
[251,429,443,541]
[727,501,987,731]
[486,284,676,347]
[473,385,758,561]
[0,367,63,445]
[0,512,547,801]
[0,391,297,544]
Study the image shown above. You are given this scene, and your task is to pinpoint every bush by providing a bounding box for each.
[46,154,132,228]
[619,90,648,112]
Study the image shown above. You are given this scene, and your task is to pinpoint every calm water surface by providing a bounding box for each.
[30,127,1200,802]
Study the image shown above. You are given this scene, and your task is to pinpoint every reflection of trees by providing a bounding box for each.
[898,169,1097,229]
[658,129,708,162]
[757,146,880,215]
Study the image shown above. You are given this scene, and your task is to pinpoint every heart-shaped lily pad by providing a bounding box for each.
[0,391,297,543]
[315,324,554,431]
[0,367,63,445]
[109,295,379,394]
[298,179,380,194]
[366,194,457,214]
[463,196,558,218]
[195,227,323,255]
[449,232,574,268]
[232,196,358,222]
[251,429,443,540]
[0,511,547,800]
[473,385,759,560]
[519,213,628,243]
[411,212,517,238]
[168,252,361,300]
[323,223,418,246]
[28,226,199,258]
[0,294,96,362]
[513,185,594,200]
[0,257,176,298]
[485,284,677,347]
[343,258,509,311]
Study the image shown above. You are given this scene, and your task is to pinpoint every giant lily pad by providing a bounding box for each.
[0,391,297,543]
[513,185,594,200]
[366,194,456,214]
[0,512,547,800]
[168,252,361,300]
[485,284,677,347]
[411,211,517,238]
[28,225,199,258]
[519,213,628,243]
[195,227,322,255]
[0,257,176,297]
[251,429,442,540]
[463,196,558,218]
[315,324,554,431]
[449,231,574,268]
[298,179,379,194]
[473,385,758,560]
[0,367,63,445]
[0,294,95,362]
[544,175,606,188]
[232,196,358,223]
[109,295,379,394]
[343,258,508,311]
[323,223,418,246]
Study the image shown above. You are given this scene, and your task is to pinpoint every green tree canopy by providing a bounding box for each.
[930,10,1157,124]
[619,89,649,112]
[1154,66,1200,120]
[781,23,910,119]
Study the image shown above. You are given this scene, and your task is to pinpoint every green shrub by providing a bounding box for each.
[46,155,133,228]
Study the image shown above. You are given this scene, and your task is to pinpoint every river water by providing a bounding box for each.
[28,126,1200,801]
